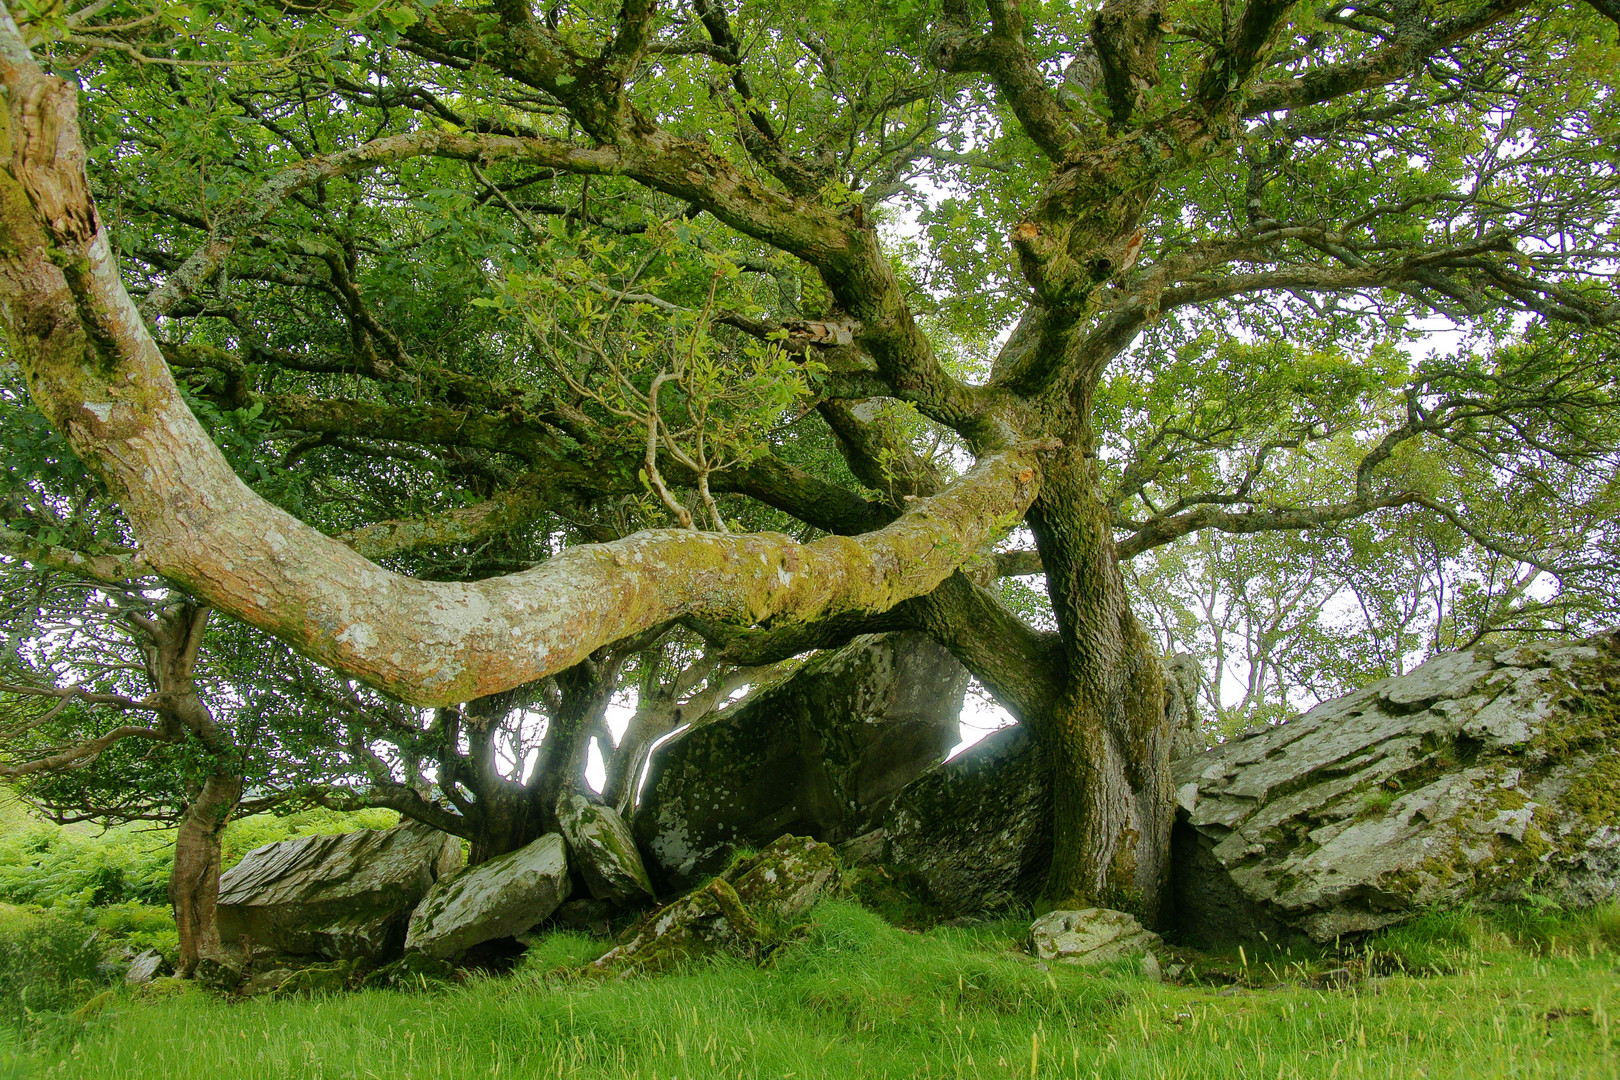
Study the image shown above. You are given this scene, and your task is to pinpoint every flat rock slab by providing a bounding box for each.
[124,949,169,986]
[406,833,571,960]
[558,794,655,906]
[217,822,462,960]
[1031,908,1163,965]
[1173,629,1620,943]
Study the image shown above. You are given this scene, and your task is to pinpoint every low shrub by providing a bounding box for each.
[0,905,109,1030]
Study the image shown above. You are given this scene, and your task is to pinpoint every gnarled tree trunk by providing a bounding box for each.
[171,772,242,975]
[1029,443,1173,918]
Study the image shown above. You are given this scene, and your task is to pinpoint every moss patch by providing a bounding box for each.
[1565,755,1620,826]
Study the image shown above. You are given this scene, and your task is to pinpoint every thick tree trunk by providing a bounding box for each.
[465,790,534,865]
[1029,443,1173,922]
[170,772,242,975]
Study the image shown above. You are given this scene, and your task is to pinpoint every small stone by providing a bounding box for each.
[1030,908,1163,966]
[237,967,292,997]
[192,954,244,991]
[274,959,359,996]
[1141,953,1163,982]
[124,948,170,986]
[360,951,457,989]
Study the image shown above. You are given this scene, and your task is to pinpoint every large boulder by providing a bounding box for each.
[591,835,839,975]
[634,631,969,891]
[557,794,655,905]
[1173,630,1620,944]
[882,723,1051,914]
[217,822,462,960]
[405,833,571,960]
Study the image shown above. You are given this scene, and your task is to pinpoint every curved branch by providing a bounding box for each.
[0,29,1053,707]
[0,724,175,777]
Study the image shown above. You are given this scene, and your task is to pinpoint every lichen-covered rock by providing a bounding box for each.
[405,833,571,959]
[726,834,841,920]
[217,822,462,960]
[591,834,839,976]
[634,632,968,891]
[1030,909,1162,965]
[1173,630,1620,943]
[558,794,655,906]
[882,724,1050,914]
[272,958,364,997]
[360,951,457,990]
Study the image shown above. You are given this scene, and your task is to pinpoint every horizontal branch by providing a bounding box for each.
[0,724,175,777]
[0,525,149,583]
[1114,490,1425,558]
[0,47,1056,705]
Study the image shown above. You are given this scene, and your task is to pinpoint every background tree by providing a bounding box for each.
[0,0,1616,921]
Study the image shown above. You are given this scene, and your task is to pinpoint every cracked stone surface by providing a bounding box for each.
[1172,630,1620,943]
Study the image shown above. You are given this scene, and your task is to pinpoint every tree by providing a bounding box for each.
[0,0,1616,921]
[0,584,315,972]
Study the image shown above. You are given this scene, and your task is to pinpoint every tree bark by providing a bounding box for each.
[1029,444,1173,920]
[170,772,242,975]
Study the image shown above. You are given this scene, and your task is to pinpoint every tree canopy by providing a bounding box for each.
[0,0,1616,928]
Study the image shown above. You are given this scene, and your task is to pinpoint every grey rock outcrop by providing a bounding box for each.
[557,794,655,906]
[634,632,969,891]
[405,833,571,959]
[883,724,1051,914]
[1173,630,1620,944]
[217,822,462,960]
[1030,908,1162,965]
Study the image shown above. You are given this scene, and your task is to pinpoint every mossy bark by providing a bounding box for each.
[1027,443,1172,921]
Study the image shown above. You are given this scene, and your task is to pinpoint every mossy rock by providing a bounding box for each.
[360,951,458,990]
[557,794,655,906]
[588,835,839,976]
[273,958,364,997]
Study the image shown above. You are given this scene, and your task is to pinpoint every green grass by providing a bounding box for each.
[10,899,1618,1080]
